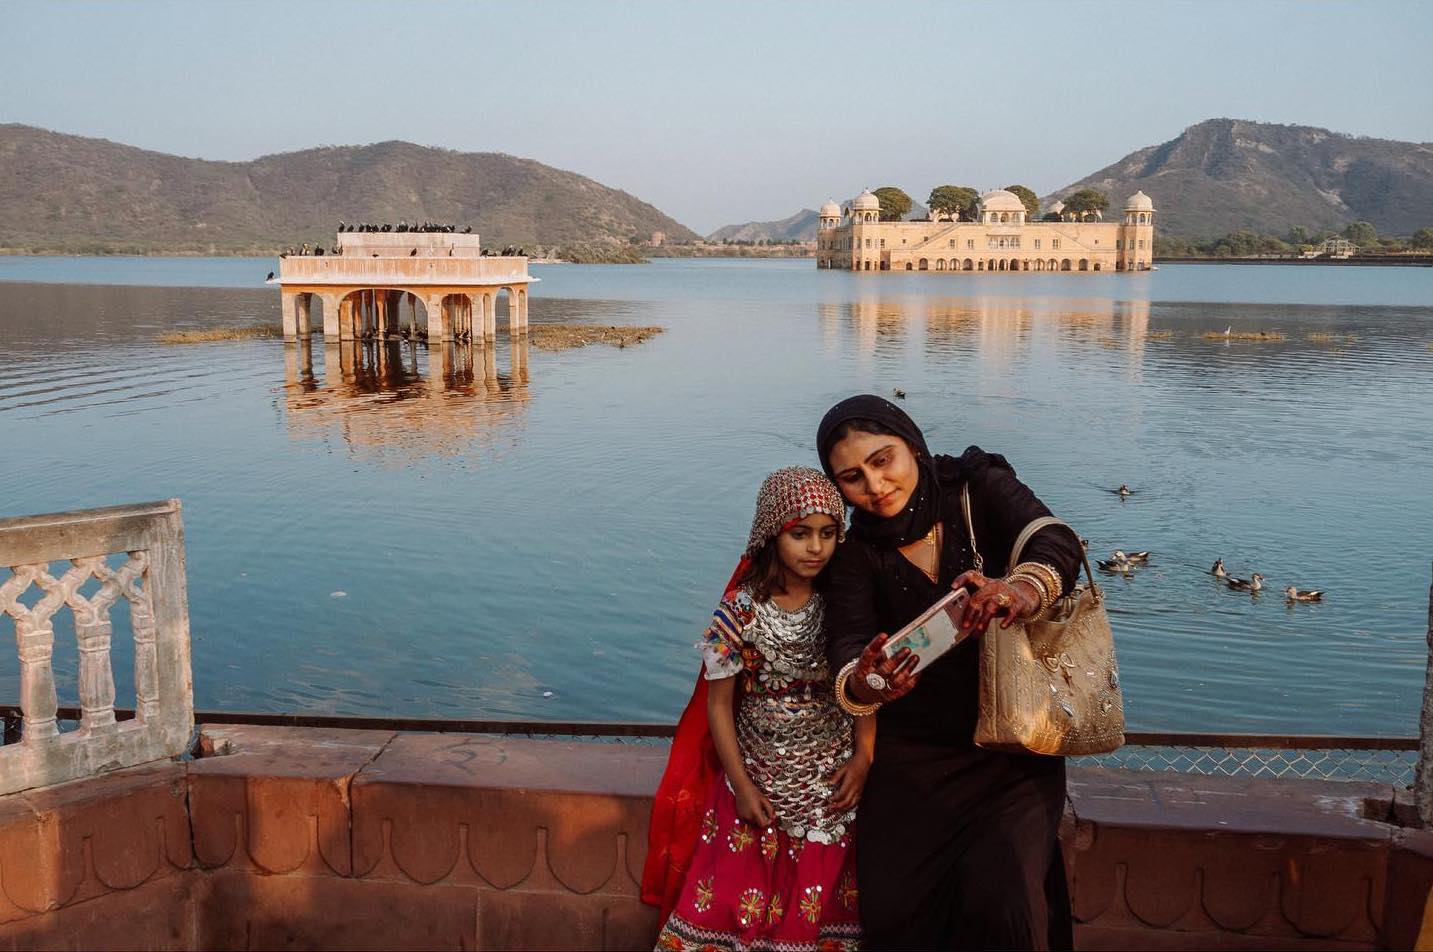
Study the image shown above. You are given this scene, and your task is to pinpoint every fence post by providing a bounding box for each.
[1417,562,1433,826]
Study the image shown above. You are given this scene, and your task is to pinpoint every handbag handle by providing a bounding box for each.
[960,484,1102,604]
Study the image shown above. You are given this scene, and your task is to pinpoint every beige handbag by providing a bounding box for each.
[959,486,1125,756]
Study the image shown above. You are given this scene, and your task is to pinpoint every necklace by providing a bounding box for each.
[911,523,941,584]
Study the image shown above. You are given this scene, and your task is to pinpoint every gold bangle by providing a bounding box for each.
[1012,561,1063,603]
[834,660,882,717]
[1004,574,1050,616]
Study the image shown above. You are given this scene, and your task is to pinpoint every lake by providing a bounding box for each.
[1,256,1430,735]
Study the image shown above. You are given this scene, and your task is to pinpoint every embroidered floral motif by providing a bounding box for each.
[728,822,755,853]
[800,885,823,924]
[766,892,785,926]
[657,929,685,951]
[838,870,859,910]
[700,809,718,844]
[737,888,768,927]
[760,827,779,862]
[816,940,848,952]
[692,876,715,913]
[787,837,806,861]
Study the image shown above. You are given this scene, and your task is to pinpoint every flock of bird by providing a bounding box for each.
[1092,489,1326,605]
[338,221,471,234]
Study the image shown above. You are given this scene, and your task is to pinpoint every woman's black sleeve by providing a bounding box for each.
[976,465,1083,593]
[824,540,882,671]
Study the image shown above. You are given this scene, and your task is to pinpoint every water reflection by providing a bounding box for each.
[821,295,1152,369]
[283,337,530,462]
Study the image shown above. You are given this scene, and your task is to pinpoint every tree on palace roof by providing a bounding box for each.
[1063,188,1110,220]
[928,186,980,222]
[874,187,913,222]
[1004,185,1040,219]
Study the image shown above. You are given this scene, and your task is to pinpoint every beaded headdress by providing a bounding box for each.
[745,466,847,555]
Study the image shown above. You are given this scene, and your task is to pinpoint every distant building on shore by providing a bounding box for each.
[816,189,1155,273]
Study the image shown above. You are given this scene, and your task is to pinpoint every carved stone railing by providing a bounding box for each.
[0,500,193,795]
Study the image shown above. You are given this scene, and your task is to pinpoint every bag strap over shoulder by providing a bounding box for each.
[959,483,984,573]
[962,483,1101,603]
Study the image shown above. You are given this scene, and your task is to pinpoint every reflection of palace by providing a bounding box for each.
[283,337,530,461]
[817,189,1155,273]
[821,295,1152,368]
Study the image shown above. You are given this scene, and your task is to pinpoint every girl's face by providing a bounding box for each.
[775,513,840,582]
[827,431,919,518]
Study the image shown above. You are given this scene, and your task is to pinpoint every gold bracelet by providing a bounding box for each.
[1005,573,1051,617]
[1012,561,1064,603]
[1006,566,1063,618]
[834,660,882,717]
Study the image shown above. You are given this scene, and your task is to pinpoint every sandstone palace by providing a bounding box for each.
[816,189,1155,273]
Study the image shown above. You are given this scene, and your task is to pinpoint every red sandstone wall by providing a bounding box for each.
[1,725,1430,951]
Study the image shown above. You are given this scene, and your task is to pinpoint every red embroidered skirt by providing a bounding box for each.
[654,775,862,951]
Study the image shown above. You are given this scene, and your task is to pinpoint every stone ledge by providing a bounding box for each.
[0,726,1425,950]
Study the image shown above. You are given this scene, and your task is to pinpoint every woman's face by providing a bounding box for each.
[775,513,840,581]
[827,430,920,518]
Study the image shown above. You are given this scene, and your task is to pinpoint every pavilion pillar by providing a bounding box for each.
[280,291,299,341]
[297,294,313,340]
[339,296,357,341]
[482,292,496,340]
[321,294,340,337]
[426,294,450,342]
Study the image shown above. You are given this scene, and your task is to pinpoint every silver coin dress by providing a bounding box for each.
[705,590,857,844]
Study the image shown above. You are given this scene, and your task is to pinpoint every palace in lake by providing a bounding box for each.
[816,188,1155,273]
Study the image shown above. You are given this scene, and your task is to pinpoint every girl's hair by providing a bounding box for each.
[742,538,788,603]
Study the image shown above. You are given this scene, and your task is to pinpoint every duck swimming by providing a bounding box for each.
[1209,559,1226,577]
[1097,551,1133,572]
[1284,586,1324,602]
[1125,551,1151,564]
[1226,573,1265,592]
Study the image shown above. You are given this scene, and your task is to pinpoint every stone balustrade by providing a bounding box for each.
[279,255,529,286]
[0,500,194,796]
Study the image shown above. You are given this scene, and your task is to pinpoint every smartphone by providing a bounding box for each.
[881,587,971,675]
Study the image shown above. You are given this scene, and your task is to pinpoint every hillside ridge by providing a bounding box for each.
[0,124,699,253]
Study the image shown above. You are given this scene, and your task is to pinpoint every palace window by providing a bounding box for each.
[1116,240,1122,249]
[1012,237,1021,249]
[949,239,955,248]
[1034,239,1041,250]
[967,239,975,250]
[1052,238,1061,250]
[1138,239,1146,249]
[880,239,886,248]
[864,239,871,248]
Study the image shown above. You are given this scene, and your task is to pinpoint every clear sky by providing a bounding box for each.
[5,0,1432,233]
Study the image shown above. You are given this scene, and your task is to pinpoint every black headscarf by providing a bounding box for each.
[816,394,1010,549]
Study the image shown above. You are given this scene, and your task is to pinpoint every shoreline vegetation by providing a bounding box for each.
[159,322,665,351]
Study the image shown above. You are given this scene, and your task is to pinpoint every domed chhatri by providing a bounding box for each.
[852,190,881,211]
[814,186,1155,275]
[1125,190,1154,211]
[979,189,1027,213]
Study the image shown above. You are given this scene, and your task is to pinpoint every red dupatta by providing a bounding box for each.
[640,558,752,919]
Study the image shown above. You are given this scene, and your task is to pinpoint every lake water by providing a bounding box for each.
[1,256,1430,735]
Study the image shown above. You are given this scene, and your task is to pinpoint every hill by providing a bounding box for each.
[0,124,699,254]
[707,200,931,243]
[1049,119,1433,239]
[707,208,820,243]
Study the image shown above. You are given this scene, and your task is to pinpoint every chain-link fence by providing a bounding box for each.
[1076,733,1417,787]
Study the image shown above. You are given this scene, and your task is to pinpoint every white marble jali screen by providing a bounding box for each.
[0,500,193,795]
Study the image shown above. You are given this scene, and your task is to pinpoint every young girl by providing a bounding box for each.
[643,466,875,952]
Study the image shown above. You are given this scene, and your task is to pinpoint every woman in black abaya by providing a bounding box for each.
[817,395,1080,951]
